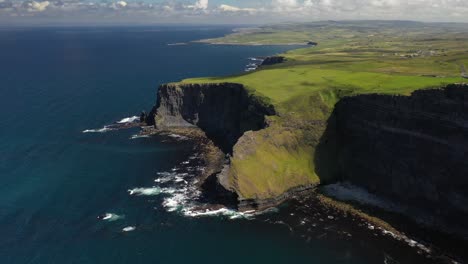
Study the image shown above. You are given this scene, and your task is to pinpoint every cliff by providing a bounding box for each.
[316,84,468,237]
[151,81,468,236]
[150,83,275,152]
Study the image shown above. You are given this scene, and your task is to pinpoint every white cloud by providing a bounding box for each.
[27,1,50,12]
[186,0,208,10]
[218,4,256,13]
[2,0,468,23]
[109,1,127,10]
[116,1,127,8]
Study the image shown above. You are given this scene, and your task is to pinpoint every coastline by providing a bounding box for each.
[192,39,309,46]
[137,23,468,262]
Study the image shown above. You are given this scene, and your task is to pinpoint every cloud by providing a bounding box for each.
[1,0,468,23]
[26,1,50,12]
[111,1,127,9]
[370,0,400,7]
[186,0,208,10]
[218,4,256,13]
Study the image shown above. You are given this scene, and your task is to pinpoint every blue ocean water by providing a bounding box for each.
[0,26,423,264]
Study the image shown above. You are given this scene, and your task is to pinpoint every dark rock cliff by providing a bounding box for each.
[318,84,468,237]
[151,83,275,152]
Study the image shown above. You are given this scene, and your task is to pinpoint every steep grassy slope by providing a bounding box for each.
[177,21,468,202]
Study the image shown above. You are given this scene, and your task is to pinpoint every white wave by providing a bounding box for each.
[162,193,186,212]
[184,208,233,217]
[154,172,176,184]
[248,57,263,61]
[82,126,114,133]
[174,176,186,183]
[130,134,150,140]
[135,159,268,221]
[128,187,162,196]
[117,116,139,124]
[182,207,260,219]
[245,67,257,72]
[83,115,140,134]
[122,226,136,232]
[100,213,124,222]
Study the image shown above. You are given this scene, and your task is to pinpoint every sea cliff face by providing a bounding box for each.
[320,84,468,237]
[151,81,468,236]
[151,83,275,152]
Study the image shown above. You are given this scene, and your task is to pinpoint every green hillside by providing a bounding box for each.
[181,21,467,199]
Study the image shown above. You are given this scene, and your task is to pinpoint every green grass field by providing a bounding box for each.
[183,21,468,200]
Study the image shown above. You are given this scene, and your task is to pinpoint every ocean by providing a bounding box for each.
[0,26,434,264]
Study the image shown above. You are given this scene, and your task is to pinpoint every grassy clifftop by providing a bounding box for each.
[181,21,467,201]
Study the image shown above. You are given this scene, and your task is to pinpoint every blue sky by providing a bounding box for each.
[1,0,467,25]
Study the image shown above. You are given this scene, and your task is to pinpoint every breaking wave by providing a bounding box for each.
[82,126,115,133]
[130,134,150,140]
[117,116,139,124]
[244,57,263,72]
[128,187,163,196]
[82,115,140,134]
[127,153,266,220]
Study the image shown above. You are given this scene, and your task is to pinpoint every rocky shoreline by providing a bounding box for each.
[132,120,467,263]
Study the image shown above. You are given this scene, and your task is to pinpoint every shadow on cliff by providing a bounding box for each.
[314,85,468,253]
[199,171,239,210]
[314,107,342,185]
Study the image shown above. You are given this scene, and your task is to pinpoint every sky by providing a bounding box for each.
[0,0,467,25]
